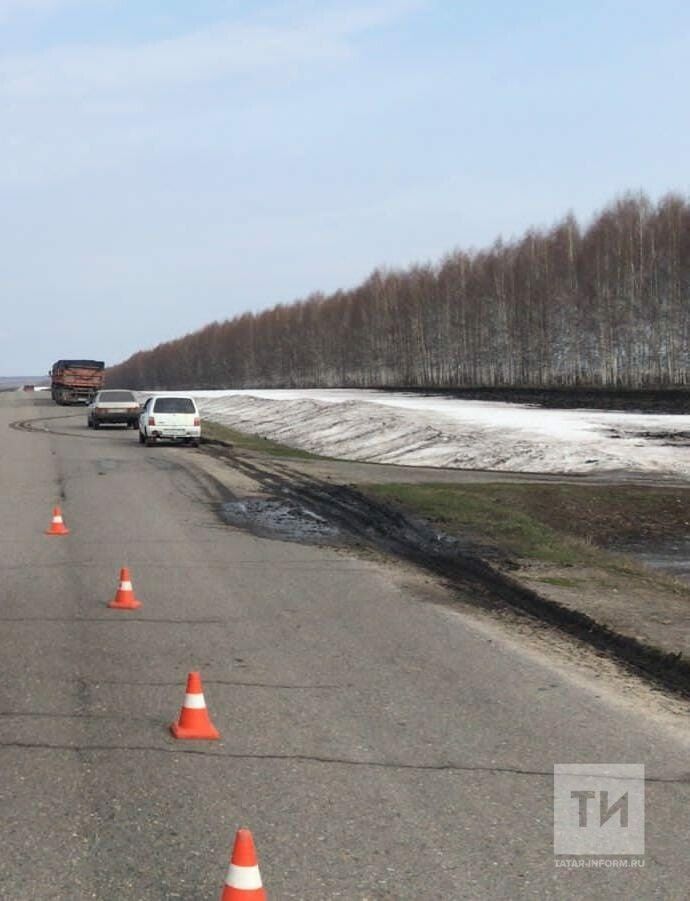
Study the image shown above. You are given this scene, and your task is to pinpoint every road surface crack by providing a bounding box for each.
[0,741,687,784]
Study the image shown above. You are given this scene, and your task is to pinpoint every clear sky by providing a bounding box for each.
[2,0,689,375]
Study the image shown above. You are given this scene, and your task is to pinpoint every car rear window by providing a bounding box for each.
[99,391,137,402]
[153,397,196,413]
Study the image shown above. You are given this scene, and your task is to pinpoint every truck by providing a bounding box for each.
[50,359,105,405]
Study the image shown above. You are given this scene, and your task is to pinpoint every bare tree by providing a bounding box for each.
[106,193,690,392]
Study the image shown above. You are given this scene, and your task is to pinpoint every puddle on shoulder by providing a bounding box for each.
[220,498,341,545]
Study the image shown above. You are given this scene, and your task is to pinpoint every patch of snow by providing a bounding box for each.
[142,388,690,476]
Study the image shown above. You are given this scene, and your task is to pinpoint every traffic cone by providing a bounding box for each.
[170,671,220,740]
[45,506,69,536]
[107,567,142,610]
[221,828,266,900]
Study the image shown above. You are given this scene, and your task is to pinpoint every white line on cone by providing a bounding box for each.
[225,864,263,890]
[183,693,206,709]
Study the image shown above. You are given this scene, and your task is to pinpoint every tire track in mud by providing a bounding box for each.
[202,442,690,700]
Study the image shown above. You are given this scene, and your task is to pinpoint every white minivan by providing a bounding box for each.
[138,395,201,447]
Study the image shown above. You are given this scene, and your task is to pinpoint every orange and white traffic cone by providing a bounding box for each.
[107,567,142,610]
[221,828,266,900]
[45,506,69,536]
[170,671,220,740]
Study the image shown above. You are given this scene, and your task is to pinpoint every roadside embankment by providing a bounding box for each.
[194,388,690,477]
[198,420,690,696]
[365,482,690,684]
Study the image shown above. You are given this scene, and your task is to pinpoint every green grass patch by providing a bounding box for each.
[201,419,323,460]
[366,483,594,565]
[363,482,690,594]
[534,576,582,588]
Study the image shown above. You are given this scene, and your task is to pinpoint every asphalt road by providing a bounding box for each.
[1,393,688,900]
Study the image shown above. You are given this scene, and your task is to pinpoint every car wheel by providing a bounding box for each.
[190,440,200,448]
[93,420,100,429]
[87,418,93,428]
[138,430,145,444]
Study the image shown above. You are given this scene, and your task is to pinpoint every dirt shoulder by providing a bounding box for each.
[364,482,690,664]
[196,422,690,694]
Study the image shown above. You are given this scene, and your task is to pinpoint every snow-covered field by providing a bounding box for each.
[151,388,690,476]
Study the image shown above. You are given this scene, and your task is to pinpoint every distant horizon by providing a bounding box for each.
[0,375,50,382]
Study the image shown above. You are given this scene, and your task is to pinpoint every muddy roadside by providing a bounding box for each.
[365,482,690,665]
[193,422,690,698]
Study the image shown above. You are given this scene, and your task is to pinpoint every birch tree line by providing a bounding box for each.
[107,193,690,390]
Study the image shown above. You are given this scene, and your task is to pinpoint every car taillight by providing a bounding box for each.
[194,417,200,426]
[148,416,155,426]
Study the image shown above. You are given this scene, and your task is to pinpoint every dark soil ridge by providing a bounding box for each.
[203,438,690,699]
[378,385,690,414]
